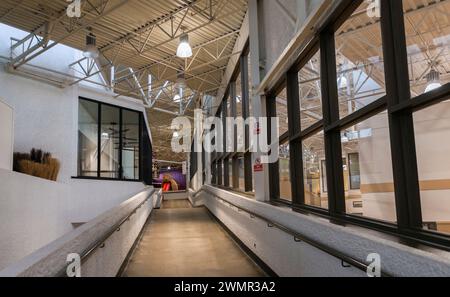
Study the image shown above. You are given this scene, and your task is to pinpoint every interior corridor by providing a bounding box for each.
[121,200,266,277]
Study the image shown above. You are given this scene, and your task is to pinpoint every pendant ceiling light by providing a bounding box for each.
[173,93,182,103]
[424,69,442,93]
[83,31,99,59]
[177,33,192,58]
[174,71,185,103]
[338,75,348,89]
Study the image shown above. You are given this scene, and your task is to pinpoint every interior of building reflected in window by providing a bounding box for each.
[303,131,326,209]
[279,142,291,201]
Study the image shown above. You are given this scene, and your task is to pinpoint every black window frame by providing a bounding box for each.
[266,0,450,251]
[75,97,152,184]
[211,45,253,195]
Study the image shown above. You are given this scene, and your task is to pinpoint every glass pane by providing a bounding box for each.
[248,54,253,117]
[122,110,140,180]
[335,2,386,119]
[78,99,98,177]
[404,0,450,97]
[279,142,291,201]
[238,156,245,192]
[229,159,233,188]
[341,111,396,222]
[349,153,361,190]
[414,102,450,235]
[235,73,245,152]
[276,87,289,136]
[299,50,323,130]
[217,160,223,186]
[100,105,120,178]
[211,161,216,184]
[236,72,243,118]
[303,131,327,209]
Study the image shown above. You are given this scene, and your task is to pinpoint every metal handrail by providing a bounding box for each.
[57,188,155,276]
[80,189,155,262]
[200,188,391,277]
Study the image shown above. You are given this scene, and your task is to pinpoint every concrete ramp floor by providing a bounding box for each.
[121,200,265,277]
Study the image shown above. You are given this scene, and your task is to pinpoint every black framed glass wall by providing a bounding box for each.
[266,0,450,250]
[77,97,146,182]
[210,49,253,194]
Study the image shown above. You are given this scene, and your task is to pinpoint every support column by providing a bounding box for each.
[249,0,269,202]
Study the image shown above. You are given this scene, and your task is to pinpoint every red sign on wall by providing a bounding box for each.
[254,121,260,135]
[253,157,263,172]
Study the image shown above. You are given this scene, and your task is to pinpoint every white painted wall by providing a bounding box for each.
[0,169,70,270]
[0,187,154,277]
[0,99,13,170]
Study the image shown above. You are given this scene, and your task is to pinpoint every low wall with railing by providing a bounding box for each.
[0,187,156,277]
[198,185,450,277]
[189,188,205,207]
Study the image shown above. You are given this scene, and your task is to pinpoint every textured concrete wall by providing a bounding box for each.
[0,187,154,277]
[0,169,70,271]
[200,185,450,277]
[0,169,147,270]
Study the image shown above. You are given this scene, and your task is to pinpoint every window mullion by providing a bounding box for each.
[97,103,101,178]
[320,29,346,215]
[119,109,123,180]
[286,70,304,205]
[380,0,422,229]
[241,55,253,192]
[267,93,280,200]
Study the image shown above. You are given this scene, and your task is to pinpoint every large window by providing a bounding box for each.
[77,98,144,181]
[266,0,450,250]
[211,52,253,194]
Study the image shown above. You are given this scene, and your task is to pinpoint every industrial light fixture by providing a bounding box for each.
[173,94,182,103]
[83,31,99,59]
[176,33,192,58]
[424,69,442,93]
[174,71,185,103]
[338,75,348,89]
[176,71,187,89]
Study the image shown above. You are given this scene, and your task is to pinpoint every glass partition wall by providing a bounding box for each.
[266,0,450,250]
[78,98,147,182]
